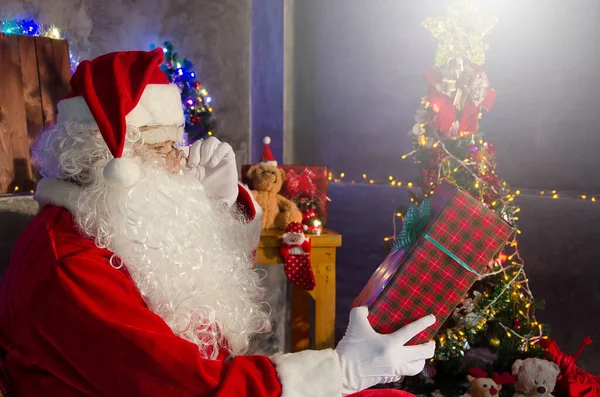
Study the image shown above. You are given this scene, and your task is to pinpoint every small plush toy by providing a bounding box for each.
[280,222,315,290]
[247,137,303,230]
[467,368,516,397]
[512,358,560,397]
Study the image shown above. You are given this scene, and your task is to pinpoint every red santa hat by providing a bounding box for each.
[284,222,307,234]
[56,47,184,187]
[258,136,277,167]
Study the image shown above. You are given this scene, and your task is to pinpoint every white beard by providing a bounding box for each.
[71,158,271,359]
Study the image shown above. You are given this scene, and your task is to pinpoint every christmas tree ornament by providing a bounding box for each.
[513,318,521,330]
[489,338,500,348]
[422,0,498,66]
[280,222,316,290]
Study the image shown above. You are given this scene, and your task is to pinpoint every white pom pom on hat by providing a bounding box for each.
[263,136,271,145]
[103,157,140,187]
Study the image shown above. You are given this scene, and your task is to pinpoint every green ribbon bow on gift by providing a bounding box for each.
[393,199,481,276]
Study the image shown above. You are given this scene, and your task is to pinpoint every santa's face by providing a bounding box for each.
[283,231,305,245]
[135,139,186,174]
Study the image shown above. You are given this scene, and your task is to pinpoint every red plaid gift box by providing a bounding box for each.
[352,181,514,345]
[241,165,329,224]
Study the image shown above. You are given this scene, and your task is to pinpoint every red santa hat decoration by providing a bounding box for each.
[283,221,308,236]
[258,136,277,167]
[56,48,185,187]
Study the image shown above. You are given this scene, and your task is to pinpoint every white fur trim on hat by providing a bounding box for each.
[57,84,185,131]
[258,160,278,167]
[271,349,342,397]
[141,125,185,144]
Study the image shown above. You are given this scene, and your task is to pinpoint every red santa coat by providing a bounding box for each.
[0,179,414,397]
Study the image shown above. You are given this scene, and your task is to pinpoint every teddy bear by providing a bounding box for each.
[467,368,516,397]
[512,358,560,397]
[247,137,302,230]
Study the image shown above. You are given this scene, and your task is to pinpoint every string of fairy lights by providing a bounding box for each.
[328,173,599,204]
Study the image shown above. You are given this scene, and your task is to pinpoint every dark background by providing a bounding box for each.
[288,0,600,371]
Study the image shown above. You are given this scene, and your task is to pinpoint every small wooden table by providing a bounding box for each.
[255,228,342,352]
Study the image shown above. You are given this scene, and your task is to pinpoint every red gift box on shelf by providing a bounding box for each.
[352,181,514,345]
[241,165,330,224]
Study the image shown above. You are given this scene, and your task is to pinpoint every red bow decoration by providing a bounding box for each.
[540,337,600,397]
[284,169,319,200]
[427,85,457,134]
[424,66,496,138]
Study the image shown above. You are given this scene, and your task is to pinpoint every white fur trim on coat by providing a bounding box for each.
[57,84,185,134]
[271,349,342,397]
[237,183,263,250]
[34,178,80,213]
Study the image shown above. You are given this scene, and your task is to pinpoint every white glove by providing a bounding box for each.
[185,137,239,206]
[335,306,436,396]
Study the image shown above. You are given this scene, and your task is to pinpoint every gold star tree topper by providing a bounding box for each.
[422,0,498,66]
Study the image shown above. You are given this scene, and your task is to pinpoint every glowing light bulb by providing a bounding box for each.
[362,174,367,179]
[50,27,60,39]
[582,195,587,199]
[388,176,394,181]
[340,173,345,178]
[407,182,413,188]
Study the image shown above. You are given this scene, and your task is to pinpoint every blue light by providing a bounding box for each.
[206,97,212,104]
[20,20,39,36]
[163,47,168,53]
[190,72,195,78]
[178,69,183,76]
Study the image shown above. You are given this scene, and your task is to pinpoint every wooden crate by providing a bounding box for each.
[0,34,71,194]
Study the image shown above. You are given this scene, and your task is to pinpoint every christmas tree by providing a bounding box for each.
[394,1,549,395]
[156,41,215,144]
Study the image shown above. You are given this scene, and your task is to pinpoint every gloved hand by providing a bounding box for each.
[185,137,239,206]
[335,306,436,396]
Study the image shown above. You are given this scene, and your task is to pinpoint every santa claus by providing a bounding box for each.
[0,48,436,397]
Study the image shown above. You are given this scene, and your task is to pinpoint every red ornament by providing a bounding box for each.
[301,208,317,222]
[513,318,521,330]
